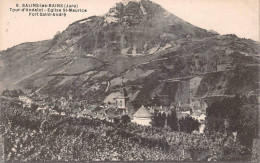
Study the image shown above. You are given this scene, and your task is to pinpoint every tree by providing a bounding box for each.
[161,112,167,127]
[167,111,179,131]
[205,95,259,155]
[157,112,164,128]
[121,115,131,125]
[150,112,167,128]
[150,113,159,127]
[179,116,200,133]
[205,96,242,134]
[113,117,120,125]
[237,104,259,148]
[151,95,160,106]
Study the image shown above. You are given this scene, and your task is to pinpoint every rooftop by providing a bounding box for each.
[133,105,153,118]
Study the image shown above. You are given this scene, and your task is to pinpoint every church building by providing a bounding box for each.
[115,86,129,115]
[114,80,135,118]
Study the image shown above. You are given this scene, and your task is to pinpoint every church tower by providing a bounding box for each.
[115,77,129,114]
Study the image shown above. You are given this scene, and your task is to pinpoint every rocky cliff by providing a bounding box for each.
[0,0,259,108]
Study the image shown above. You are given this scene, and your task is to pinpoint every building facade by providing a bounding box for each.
[132,105,153,126]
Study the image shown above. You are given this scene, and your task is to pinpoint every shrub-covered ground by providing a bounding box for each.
[1,97,250,162]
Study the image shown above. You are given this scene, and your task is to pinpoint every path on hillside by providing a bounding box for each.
[105,81,111,92]
[11,68,44,86]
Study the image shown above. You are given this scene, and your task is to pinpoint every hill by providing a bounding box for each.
[0,0,259,109]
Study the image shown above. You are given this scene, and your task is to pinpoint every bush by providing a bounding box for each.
[121,115,131,124]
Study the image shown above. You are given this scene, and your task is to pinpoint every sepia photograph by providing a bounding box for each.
[0,0,259,162]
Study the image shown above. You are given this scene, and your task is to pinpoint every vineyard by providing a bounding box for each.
[1,96,252,162]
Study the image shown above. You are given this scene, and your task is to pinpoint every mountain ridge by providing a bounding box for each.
[0,0,259,108]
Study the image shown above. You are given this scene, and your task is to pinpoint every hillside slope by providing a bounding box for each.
[0,0,259,107]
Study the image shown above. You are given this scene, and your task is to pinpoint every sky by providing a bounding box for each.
[0,0,259,50]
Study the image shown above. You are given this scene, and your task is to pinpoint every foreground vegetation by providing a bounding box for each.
[1,94,256,162]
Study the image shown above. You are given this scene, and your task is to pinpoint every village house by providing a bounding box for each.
[36,105,49,114]
[148,105,174,115]
[198,114,206,123]
[177,112,190,119]
[132,105,153,126]
[199,124,206,134]
[49,109,59,115]
[191,110,206,122]
[19,95,33,107]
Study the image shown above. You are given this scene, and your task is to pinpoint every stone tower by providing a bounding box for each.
[115,78,129,114]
